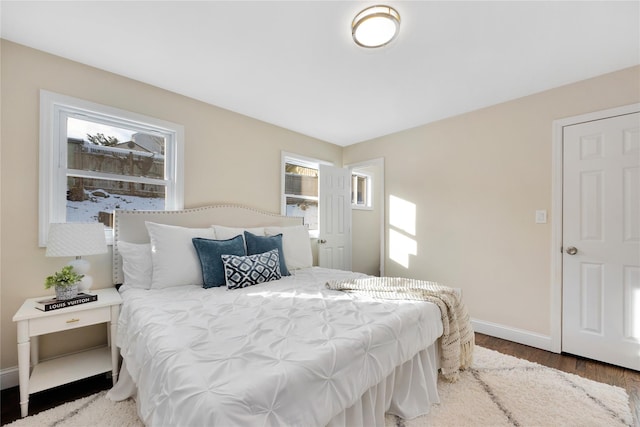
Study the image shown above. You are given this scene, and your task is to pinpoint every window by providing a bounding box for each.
[39,91,184,246]
[351,172,372,209]
[281,153,330,235]
[282,155,319,231]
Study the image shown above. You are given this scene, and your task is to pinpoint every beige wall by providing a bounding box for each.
[344,65,640,336]
[350,160,383,276]
[1,38,638,377]
[0,40,342,372]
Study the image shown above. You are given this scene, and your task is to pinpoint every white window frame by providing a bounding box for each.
[39,90,184,246]
[280,151,331,238]
[351,171,373,210]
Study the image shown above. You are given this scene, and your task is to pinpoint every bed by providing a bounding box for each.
[107,204,446,426]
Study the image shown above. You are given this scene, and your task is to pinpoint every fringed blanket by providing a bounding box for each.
[326,276,474,382]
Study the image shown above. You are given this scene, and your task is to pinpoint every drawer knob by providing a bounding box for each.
[66,318,80,324]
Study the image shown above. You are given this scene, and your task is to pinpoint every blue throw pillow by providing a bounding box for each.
[221,249,282,290]
[192,235,246,288]
[244,231,290,276]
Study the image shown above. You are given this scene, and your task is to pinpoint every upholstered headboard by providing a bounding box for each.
[112,204,303,285]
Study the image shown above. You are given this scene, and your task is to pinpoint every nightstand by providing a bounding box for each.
[12,287,122,418]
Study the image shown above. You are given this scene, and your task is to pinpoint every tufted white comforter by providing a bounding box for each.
[115,267,443,426]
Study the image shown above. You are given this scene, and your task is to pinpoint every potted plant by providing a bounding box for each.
[45,265,84,300]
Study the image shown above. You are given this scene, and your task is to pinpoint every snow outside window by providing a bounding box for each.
[39,91,184,246]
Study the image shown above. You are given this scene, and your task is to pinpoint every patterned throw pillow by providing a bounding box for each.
[221,249,282,290]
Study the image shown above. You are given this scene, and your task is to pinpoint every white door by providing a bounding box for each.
[562,112,640,370]
[318,164,352,270]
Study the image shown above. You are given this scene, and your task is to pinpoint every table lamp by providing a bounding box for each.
[45,223,108,293]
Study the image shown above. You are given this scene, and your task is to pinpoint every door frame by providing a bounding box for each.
[550,102,640,353]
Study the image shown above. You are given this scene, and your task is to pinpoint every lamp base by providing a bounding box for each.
[68,258,93,293]
[77,275,94,293]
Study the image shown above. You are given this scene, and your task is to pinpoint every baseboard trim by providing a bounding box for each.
[1,366,19,390]
[472,318,556,353]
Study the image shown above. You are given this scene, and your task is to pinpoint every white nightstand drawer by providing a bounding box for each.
[29,306,110,336]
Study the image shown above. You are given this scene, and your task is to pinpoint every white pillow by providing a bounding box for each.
[265,225,312,270]
[212,225,265,241]
[118,241,152,289]
[145,222,215,289]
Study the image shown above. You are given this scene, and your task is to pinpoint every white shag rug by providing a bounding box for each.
[6,347,632,427]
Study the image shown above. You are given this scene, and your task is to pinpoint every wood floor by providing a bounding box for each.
[1,333,637,425]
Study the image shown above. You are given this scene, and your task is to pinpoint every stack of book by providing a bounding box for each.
[35,293,98,311]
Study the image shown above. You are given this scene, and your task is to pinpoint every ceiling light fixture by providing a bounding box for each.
[352,5,400,48]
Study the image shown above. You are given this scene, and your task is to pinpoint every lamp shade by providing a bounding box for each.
[46,223,108,257]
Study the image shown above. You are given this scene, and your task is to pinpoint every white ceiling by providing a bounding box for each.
[1,1,638,146]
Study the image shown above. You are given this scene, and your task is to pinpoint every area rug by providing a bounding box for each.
[6,347,632,427]
[385,346,633,427]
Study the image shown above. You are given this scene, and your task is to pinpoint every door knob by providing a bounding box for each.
[318,239,327,244]
[565,246,578,255]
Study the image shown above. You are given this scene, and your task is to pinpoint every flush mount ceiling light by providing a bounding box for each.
[352,5,400,48]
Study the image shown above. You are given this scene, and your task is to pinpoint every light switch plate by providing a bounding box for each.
[535,210,547,224]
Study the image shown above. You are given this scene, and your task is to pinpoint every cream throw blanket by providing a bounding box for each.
[326,276,474,382]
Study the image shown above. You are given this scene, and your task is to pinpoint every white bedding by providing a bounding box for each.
[114,267,443,426]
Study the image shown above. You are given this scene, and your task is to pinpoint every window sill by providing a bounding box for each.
[352,205,373,211]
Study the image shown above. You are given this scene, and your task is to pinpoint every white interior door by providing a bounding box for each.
[562,112,640,370]
[318,164,351,270]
